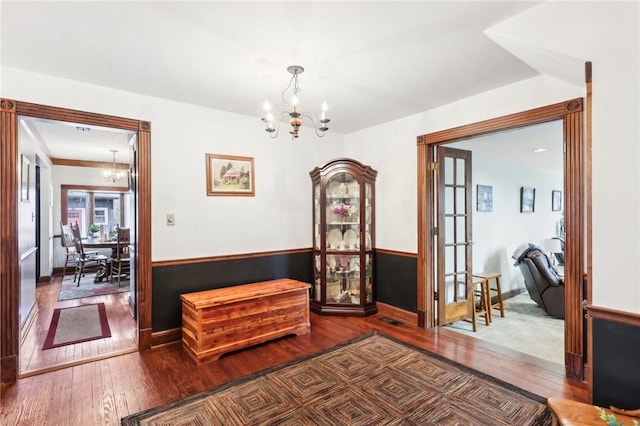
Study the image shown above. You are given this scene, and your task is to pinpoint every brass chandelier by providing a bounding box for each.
[261,65,330,139]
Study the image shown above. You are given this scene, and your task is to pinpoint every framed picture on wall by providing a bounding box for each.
[206,153,255,196]
[476,185,493,212]
[20,154,30,202]
[520,186,535,213]
[552,190,562,212]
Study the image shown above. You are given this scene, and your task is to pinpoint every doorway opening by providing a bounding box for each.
[0,98,152,384]
[436,121,565,365]
[416,98,586,381]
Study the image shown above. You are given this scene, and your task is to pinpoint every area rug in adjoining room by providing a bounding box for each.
[58,274,130,301]
[43,303,112,350]
[121,332,553,425]
[446,292,565,365]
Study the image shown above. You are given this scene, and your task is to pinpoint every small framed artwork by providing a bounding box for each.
[20,154,30,202]
[552,190,562,212]
[476,185,493,212]
[520,186,535,213]
[206,153,255,196]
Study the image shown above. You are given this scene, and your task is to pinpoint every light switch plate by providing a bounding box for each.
[166,213,175,226]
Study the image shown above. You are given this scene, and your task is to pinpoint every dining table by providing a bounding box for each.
[82,238,119,282]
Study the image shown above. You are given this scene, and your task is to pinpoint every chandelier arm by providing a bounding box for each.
[299,112,327,137]
[268,111,292,138]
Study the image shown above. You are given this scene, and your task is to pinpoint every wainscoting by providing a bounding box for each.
[151,249,313,332]
[590,305,640,409]
[375,249,417,313]
[150,248,418,344]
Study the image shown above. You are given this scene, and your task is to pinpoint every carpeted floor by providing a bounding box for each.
[43,303,112,349]
[122,332,553,425]
[58,274,130,301]
[445,292,564,364]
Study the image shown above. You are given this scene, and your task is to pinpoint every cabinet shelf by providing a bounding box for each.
[310,158,377,316]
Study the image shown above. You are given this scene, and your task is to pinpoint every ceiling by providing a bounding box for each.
[451,120,563,175]
[2,1,541,136]
[20,117,134,163]
[4,1,562,171]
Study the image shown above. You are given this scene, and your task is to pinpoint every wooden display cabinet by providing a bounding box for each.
[310,158,377,315]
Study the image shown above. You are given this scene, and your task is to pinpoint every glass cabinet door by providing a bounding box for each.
[313,184,321,302]
[325,173,360,305]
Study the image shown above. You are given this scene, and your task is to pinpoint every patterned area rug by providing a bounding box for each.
[58,274,130,301]
[445,293,564,364]
[43,303,112,349]
[121,333,553,425]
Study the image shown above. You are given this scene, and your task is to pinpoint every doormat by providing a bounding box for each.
[43,303,112,350]
[122,332,552,425]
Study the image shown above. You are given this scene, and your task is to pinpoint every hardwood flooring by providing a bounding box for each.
[18,276,137,376]
[2,281,588,425]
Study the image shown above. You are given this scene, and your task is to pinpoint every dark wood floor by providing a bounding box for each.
[2,283,588,425]
[19,276,137,375]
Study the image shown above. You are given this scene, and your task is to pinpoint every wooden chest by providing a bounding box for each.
[180,278,311,364]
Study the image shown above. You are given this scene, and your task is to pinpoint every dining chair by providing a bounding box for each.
[110,227,131,286]
[60,222,78,278]
[71,223,108,285]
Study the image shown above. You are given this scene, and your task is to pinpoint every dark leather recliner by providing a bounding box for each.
[515,246,565,319]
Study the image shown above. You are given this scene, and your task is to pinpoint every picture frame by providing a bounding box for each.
[552,190,562,212]
[20,154,30,202]
[206,153,255,196]
[476,184,493,212]
[520,186,535,213]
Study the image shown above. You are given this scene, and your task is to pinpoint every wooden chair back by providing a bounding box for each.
[70,222,82,241]
[61,223,77,254]
[116,228,130,260]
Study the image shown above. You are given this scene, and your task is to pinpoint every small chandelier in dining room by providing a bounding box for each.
[261,65,330,139]
[103,150,127,183]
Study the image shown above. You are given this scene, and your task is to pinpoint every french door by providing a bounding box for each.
[436,147,473,326]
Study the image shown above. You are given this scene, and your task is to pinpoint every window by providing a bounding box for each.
[62,185,129,238]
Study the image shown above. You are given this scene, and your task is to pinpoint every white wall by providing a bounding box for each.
[3,2,637,313]
[2,67,346,263]
[471,156,563,293]
[487,1,640,313]
[346,2,640,312]
[18,119,55,323]
[346,74,580,252]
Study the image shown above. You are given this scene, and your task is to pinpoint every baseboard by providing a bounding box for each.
[151,327,182,347]
[493,287,526,305]
[20,304,39,346]
[377,302,418,326]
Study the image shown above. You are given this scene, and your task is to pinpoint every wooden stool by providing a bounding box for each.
[474,272,504,322]
[470,276,491,332]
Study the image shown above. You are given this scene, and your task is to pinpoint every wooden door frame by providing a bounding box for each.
[0,99,153,383]
[417,98,587,381]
